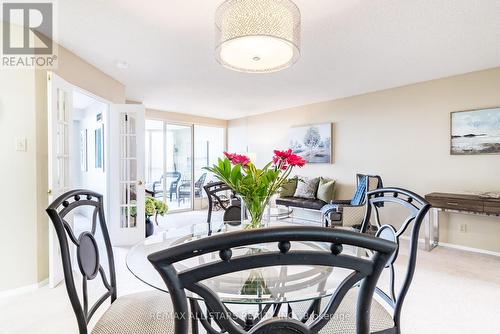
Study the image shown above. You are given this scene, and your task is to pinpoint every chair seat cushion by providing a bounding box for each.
[91,291,176,334]
[319,289,394,334]
[276,197,327,210]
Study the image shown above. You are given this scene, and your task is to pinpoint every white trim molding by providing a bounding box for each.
[402,236,500,258]
[437,242,500,258]
[0,279,49,299]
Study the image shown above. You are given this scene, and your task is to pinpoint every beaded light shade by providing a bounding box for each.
[215,0,301,73]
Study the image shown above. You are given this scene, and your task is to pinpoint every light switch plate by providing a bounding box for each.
[16,138,27,152]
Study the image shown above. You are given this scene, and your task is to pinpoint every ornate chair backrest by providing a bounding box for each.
[204,181,234,209]
[46,189,116,334]
[148,226,397,334]
[360,187,431,329]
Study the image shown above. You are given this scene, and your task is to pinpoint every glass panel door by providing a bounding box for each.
[108,104,145,246]
[194,125,225,207]
[145,120,164,196]
[47,72,74,288]
[119,112,139,228]
[166,124,193,211]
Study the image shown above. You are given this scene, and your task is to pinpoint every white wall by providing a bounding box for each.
[228,67,500,253]
[0,69,39,291]
[1,22,127,292]
[74,102,107,197]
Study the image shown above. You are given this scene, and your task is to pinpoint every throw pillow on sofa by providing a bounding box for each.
[316,177,336,203]
[279,177,298,197]
[294,177,320,199]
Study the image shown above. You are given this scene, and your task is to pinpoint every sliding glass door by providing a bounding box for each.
[166,124,193,211]
[194,125,225,208]
[146,120,224,213]
[145,120,163,188]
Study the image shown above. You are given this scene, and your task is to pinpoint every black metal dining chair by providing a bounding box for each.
[318,187,431,334]
[204,181,240,223]
[148,226,397,334]
[46,189,175,334]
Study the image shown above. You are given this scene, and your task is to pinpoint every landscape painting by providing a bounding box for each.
[288,123,332,163]
[451,108,500,155]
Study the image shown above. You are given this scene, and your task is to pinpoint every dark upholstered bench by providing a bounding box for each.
[275,196,326,211]
[275,196,342,224]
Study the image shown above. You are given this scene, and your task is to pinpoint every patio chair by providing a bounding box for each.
[148,226,397,334]
[152,171,181,201]
[178,172,208,203]
[46,189,175,334]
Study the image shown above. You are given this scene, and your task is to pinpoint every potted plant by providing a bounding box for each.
[205,149,305,229]
[130,197,168,237]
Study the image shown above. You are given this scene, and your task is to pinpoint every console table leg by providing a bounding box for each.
[424,208,439,251]
[432,207,440,249]
[424,211,431,251]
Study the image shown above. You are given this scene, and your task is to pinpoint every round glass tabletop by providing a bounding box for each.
[126,221,357,305]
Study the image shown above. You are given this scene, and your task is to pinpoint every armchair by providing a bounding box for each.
[324,174,383,228]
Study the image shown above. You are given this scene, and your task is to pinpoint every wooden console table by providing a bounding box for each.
[424,192,500,251]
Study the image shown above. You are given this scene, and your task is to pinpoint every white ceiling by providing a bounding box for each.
[57,0,500,120]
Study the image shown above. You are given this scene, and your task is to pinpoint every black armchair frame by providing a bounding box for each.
[360,188,431,334]
[148,226,397,334]
[46,189,117,334]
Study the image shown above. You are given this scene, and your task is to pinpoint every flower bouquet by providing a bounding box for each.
[205,149,306,229]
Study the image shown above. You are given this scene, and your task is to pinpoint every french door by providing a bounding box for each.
[47,72,74,288]
[48,74,146,289]
[108,105,146,245]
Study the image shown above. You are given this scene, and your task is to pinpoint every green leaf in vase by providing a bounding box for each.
[240,270,271,296]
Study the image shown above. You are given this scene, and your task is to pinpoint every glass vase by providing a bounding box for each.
[240,195,270,229]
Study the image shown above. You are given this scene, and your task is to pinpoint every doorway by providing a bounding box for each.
[47,72,146,288]
[71,91,109,235]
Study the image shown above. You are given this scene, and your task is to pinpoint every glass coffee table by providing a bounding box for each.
[264,207,294,220]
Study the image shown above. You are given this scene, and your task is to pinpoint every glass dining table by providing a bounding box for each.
[126,219,361,328]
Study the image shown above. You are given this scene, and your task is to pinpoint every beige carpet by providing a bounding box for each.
[1,210,499,334]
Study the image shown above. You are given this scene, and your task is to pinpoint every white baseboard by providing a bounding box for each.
[0,278,49,299]
[401,236,500,257]
[437,242,500,257]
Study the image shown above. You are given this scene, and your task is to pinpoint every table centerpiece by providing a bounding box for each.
[205,149,306,229]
